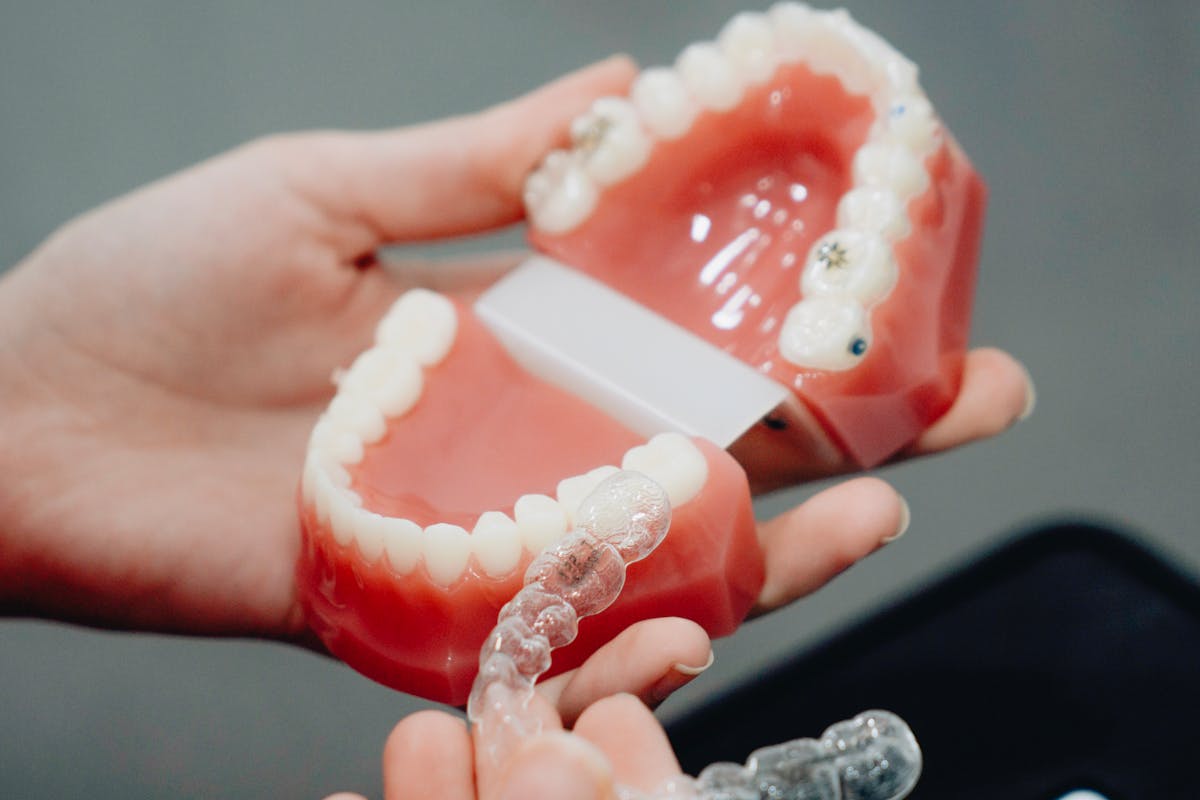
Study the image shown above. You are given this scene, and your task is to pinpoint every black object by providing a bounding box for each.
[667,521,1200,799]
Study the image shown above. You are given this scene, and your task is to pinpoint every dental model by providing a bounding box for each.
[468,471,923,800]
[296,3,986,704]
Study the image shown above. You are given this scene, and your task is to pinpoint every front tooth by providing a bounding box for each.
[513,493,569,554]
[374,289,457,367]
[326,392,387,444]
[524,149,599,234]
[800,229,898,306]
[770,6,872,94]
[349,508,386,563]
[339,347,424,419]
[329,489,363,547]
[778,296,872,371]
[423,523,471,587]
[378,515,423,574]
[556,465,620,525]
[836,186,911,241]
[620,432,708,507]
[630,67,699,139]
[853,140,930,200]
[312,467,336,526]
[676,42,743,111]
[471,511,522,578]
[718,12,777,85]
[571,97,652,187]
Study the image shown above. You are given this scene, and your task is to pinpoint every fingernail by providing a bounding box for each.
[1018,366,1037,422]
[882,495,911,544]
[498,733,611,800]
[649,650,714,704]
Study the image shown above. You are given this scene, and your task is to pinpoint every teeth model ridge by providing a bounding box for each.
[522,1,946,375]
[468,472,922,800]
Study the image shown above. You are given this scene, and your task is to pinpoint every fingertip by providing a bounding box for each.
[383,710,473,800]
[496,732,614,800]
[575,694,682,792]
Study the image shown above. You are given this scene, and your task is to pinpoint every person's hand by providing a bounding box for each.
[327,617,712,800]
[0,53,1032,648]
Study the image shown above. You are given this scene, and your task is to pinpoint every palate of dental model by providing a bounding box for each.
[468,472,922,800]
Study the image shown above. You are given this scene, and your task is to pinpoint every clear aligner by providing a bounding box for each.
[467,471,922,800]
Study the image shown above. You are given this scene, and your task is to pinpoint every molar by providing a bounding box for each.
[471,511,523,578]
[853,140,931,200]
[778,295,871,371]
[570,97,652,187]
[836,186,911,242]
[423,522,472,586]
[630,67,698,140]
[800,229,898,306]
[374,288,458,367]
[675,42,744,111]
[620,432,707,507]
[523,149,599,234]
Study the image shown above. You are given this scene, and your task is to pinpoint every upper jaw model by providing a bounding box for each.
[296,3,986,705]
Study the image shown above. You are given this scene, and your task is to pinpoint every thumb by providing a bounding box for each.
[491,732,618,800]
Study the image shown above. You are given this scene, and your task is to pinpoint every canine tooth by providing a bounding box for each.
[374,289,457,367]
[327,393,387,444]
[885,93,938,152]
[556,466,620,524]
[350,508,386,563]
[571,97,652,187]
[310,419,365,466]
[836,186,911,241]
[329,489,363,547]
[853,140,930,199]
[620,432,708,507]
[801,229,898,306]
[718,12,777,85]
[340,347,424,419]
[630,67,698,140]
[524,149,598,234]
[778,296,872,371]
[513,493,569,554]
[379,515,423,574]
[423,523,471,587]
[471,511,522,578]
[676,42,743,111]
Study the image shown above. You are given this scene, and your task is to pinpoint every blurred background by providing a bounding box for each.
[1,2,1196,797]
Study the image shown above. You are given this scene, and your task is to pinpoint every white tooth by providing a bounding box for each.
[301,455,321,507]
[312,468,335,526]
[524,149,599,234]
[836,186,912,241]
[800,229,898,306]
[340,347,424,419]
[884,93,938,153]
[770,5,872,93]
[379,515,423,574]
[513,493,569,554]
[374,289,457,367]
[836,14,919,94]
[471,511,522,578]
[323,458,352,490]
[630,67,698,140]
[676,42,743,111]
[778,296,872,371]
[571,97,653,187]
[853,140,930,199]
[621,432,708,507]
[329,488,363,547]
[556,465,620,525]
[718,12,778,85]
[326,392,387,444]
[310,419,365,466]
[350,508,386,563]
[423,523,472,587]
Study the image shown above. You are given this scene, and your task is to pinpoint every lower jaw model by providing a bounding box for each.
[297,2,984,757]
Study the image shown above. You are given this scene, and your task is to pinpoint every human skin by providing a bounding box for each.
[0,56,1031,676]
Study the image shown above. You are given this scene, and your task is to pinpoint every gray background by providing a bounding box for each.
[1,1,1196,797]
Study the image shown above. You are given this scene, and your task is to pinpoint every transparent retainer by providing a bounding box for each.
[466,470,922,800]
